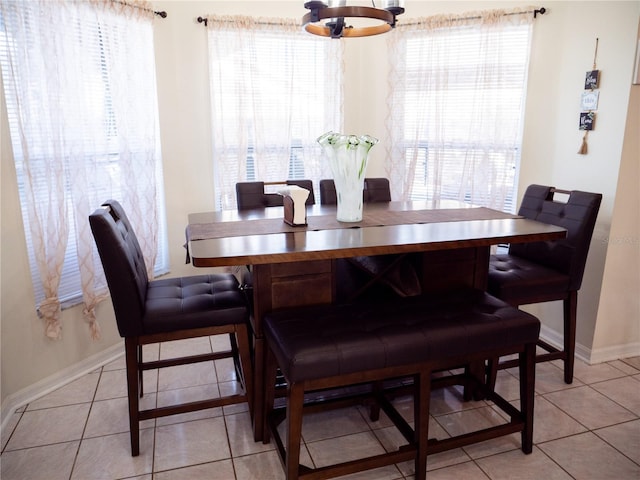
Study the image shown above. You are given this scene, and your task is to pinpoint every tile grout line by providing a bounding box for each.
[533,442,578,479]
[592,419,640,468]
[2,355,639,480]
[540,382,639,434]
[68,365,104,480]
[0,407,26,455]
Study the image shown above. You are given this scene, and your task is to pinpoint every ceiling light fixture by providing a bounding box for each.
[303,1,405,39]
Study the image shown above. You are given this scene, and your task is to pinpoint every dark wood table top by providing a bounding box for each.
[187,201,567,267]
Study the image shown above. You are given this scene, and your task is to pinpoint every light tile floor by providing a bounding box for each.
[2,338,639,480]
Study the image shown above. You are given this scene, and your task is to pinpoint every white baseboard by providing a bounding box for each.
[1,343,124,431]
[589,341,640,364]
[539,324,592,364]
[540,323,640,365]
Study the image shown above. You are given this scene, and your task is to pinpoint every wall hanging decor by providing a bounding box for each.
[578,38,599,155]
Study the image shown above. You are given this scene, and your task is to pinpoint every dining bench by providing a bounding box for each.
[262,288,539,480]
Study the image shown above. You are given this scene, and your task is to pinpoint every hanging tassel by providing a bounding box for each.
[578,131,589,155]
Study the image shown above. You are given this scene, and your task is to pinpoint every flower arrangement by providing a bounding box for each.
[317,131,378,222]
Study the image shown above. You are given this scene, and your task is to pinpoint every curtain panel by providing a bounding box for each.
[204,15,344,210]
[0,0,165,339]
[385,7,535,211]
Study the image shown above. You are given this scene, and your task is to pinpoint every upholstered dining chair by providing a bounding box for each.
[236,180,315,210]
[235,180,315,302]
[487,185,602,385]
[364,177,392,202]
[89,200,253,456]
[319,177,391,205]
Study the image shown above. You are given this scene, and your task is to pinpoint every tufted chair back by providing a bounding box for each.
[319,177,392,205]
[319,179,338,205]
[364,177,392,203]
[509,185,602,291]
[236,180,315,210]
[89,200,149,337]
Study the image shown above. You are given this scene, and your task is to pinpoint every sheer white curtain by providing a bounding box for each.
[205,15,343,210]
[0,0,165,339]
[386,8,535,211]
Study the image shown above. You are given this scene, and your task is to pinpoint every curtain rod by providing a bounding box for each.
[397,6,546,27]
[197,7,545,28]
[112,0,167,18]
[197,16,289,27]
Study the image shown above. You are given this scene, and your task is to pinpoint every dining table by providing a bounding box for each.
[185,200,567,440]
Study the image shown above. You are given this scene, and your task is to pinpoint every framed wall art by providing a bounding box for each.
[584,69,600,89]
[581,90,599,110]
[578,38,600,155]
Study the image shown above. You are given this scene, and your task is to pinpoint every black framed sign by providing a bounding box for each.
[579,111,595,131]
[584,70,600,89]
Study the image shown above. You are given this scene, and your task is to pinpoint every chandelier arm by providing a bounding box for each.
[302,4,401,38]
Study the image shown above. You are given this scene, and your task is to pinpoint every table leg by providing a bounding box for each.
[249,261,335,441]
[252,337,265,442]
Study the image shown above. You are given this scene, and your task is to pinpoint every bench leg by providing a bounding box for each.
[286,383,305,480]
[414,369,431,480]
[520,343,536,454]
[369,380,383,421]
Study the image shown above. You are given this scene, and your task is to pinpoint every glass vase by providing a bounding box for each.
[317,131,378,222]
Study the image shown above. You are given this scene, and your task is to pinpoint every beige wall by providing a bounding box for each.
[593,19,640,361]
[2,1,639,414]
[0,75,123,410]
[515,2,639,360]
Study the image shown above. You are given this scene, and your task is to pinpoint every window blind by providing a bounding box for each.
[206,18,343,210]
[389,19,533,213]
[0,2,168,310]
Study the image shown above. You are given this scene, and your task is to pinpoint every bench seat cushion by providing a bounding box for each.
[264,289,540,383]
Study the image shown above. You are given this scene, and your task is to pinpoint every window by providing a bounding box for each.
[387,10,535,212]
[205,16,343,210]
[0,1,167,335]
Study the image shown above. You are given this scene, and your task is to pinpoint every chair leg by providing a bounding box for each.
[137,344,144,397]
[235,323,254,415]
[486,357,499,392]
[563,291,578,384]
[286,383,305,480]
[125,338,141,456]
[229,333,243,388]
[519,343,536,454]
